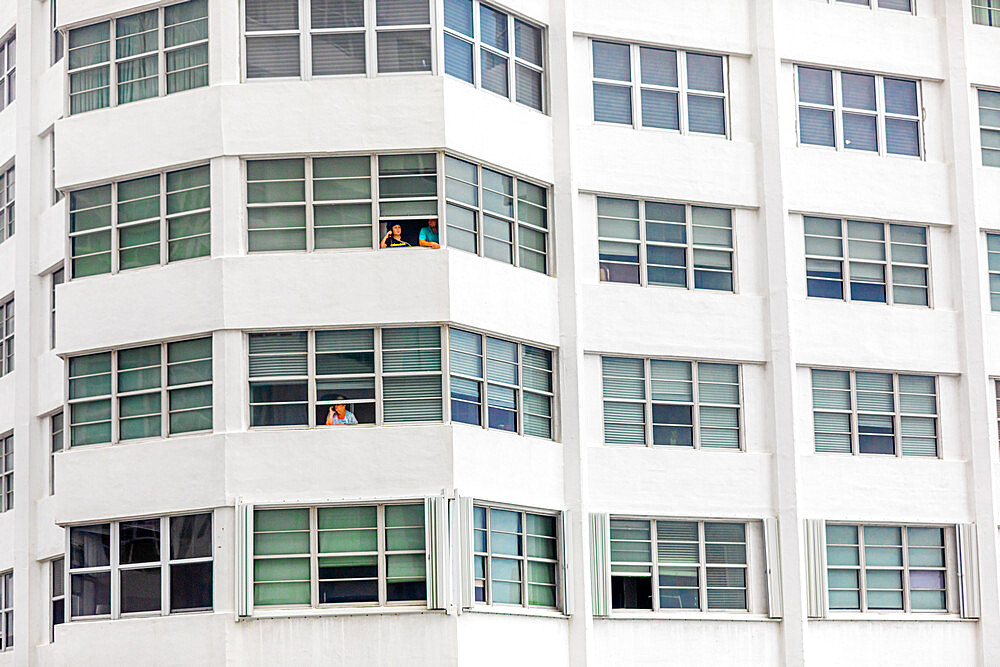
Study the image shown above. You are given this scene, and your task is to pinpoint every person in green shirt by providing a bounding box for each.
[380,222,411,248]
[418,217,440,249]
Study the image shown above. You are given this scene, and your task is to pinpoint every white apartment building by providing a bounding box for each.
[3,0,1000,665]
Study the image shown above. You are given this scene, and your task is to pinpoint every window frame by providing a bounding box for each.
[0,432,10,513]
[52,0,64,65]
[242,151,553,275]
[810,367,941,458]
[825,0,915,14]
[65,511,215,621]
[251,500,428,611]
[794,64,924,159]
[600,356,744,450]
[590,39,731,139]
[65,0,209,115]
[973,0,1000,27]
[0,161,13,245]
[442,0,547,113]
[978,89,1000,167]
[50,557,64,642]
[0,295,11,377]
[608,516,754,614]
[988,232,1000,311]
[0,570,10,651]
[66,335,214,447]
[472,501,562,611]
[803,215,932,307]
[596,195,737,293]
[0,30,15,111]
[67,162,211,280]
[49,411,63,496]
[50,266,64,349]
[825,522,954,615]
[240,0,435,81]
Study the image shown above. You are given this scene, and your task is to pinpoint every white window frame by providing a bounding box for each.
[596,196,737,292]
[0,161,14,245]
[794,64,924,158]
[51,0,64,65]
[240,0,436,81]
[50,557,64,642]
[471,502,562,610]
[250,500,428,611]
[67,162,211,280]
[49,411,63,496]
[825,522,954,614]
[0,570,10,651]
[0,30,14,111]
[810,367,940,458]
[803,216,931,307]
[590,39,731,139]
[973,0,1000,27]
[600,356,744,450]
[988,232,1000,311]
[65,0,209,115]
[0,295,11,377]
[441,0,547,112]
[66,336,214,447]
[608,516,755,614]
[50,265,64,349]
[0,432,10,513]
[824,0,915,14]
[65,512,214,621]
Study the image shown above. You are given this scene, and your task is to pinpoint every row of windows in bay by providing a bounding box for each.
[67,0,546,114]
[65,327,554,446]
[67,154,550,278]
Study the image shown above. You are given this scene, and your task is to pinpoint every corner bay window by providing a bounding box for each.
[601,356,741,449]
[246,152,551,275]
[243,0,432,78]
[811,368,938,457]
[68,336,213,446]
[592,40,728,136]
[805,217,929,306]
[253,503,426,607]
[598,196,734,291]
[826,524,947,612]
[249,326,556,438]
[68,513,213,619]
[69,164,211,278]
[443,0,545,111]
[67,0,208,115]
[473,505,559,608]
[610,518,748,612]
[796,65,921,157]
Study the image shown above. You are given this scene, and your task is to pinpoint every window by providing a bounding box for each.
[989,233,1000,311]
[443,0,545,111]
[67,336,213,446]
[0,571,10,650]
[833,0,912,10]
[472,504,559,608]
[804,217,928,306]
[592,41,727,136]
[449,329,554,438]
[598,197,734,291]
[0,296,11,376]
[249,326,442,427]
[252,503,425,608]
[978,90,1000,167]
[50,131,62,204]
[811,368,938,457]
[50,412,63,495]
[444,156,549,273]
[610,518,748,612]
[0,433,9,513]
[52,0,64,64]
[0,163,14,244]
[243,0,431,79]
[973,0,1000,26]
[601,357,741,449]
[51,558,64,641]
[50,268,64,348]
[69,163,210,278]
[0,32,14,110]
[66,0,208,115]
[826,524,948,612]
[796,65,921,157]
[68,513,213,619]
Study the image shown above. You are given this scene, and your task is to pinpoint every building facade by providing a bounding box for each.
[2,0,1000,664]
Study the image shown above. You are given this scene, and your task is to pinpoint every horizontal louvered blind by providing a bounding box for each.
[248,332,308,376]
[601,357,645,399]
[315,328,373,352]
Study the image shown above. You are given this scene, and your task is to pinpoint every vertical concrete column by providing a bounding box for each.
[751,2,808,664]
[548,1,594,663]
[941,2,1000,665]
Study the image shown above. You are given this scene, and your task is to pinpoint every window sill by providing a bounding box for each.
[464,605,568,620]
[816,613,968,622]
[600,612,775,622]
[246,606,443,621]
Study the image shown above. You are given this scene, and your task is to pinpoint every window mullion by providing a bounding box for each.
[484,507,492,604]
[375,328,384,425]
[310,507,319,608]
[645,358,653,447]
[699,522,708,613]
[111,522,121,619]
[833,71,844,151]
[876,75,887,157]
[161,342,169,439]
[307,330,317,426]
[858,525,868,612]
[686,204,694,291]
[901,526,911,613]
[692,362,702,449]
[520,511,528,608]
[111,350,120,444]
[638,200,648,287]
[158,9,167,97]
[631,44,640,130]
[516,343,524,435]
[378,504,387,606]
[506,13,515,103]
[894,374,903,458]
[650,519,660,612]
[111,19,119,108]
[160,172,168,267]
[305,158,315,252]
[678,51,688,135]
[370,155,379,248]
[160,516,170,615]
[883,223,893,305]
[476,166,485,258]
[111,182,120,275]
[301,0,311,80]
[849,370,858,456]
[441,326,452,424]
